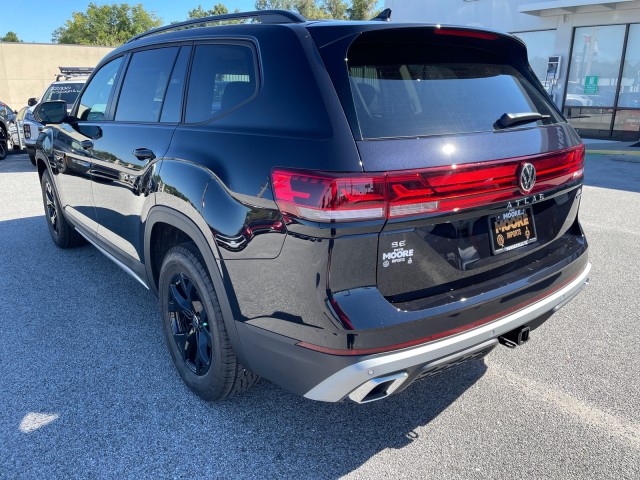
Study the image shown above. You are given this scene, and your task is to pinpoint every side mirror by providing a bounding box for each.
[33,100,67,124]
[27,97,38,107]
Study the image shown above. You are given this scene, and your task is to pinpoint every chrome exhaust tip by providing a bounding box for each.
[348,372,409,404]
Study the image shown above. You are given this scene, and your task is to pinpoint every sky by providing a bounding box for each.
[0,0,383,44]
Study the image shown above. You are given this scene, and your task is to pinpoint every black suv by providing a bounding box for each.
[33,10,590,403]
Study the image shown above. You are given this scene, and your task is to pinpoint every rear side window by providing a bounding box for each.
[347,35,559,139]
[116,47,179,122]
[185,44,257,123]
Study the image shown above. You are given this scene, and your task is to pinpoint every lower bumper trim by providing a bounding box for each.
[304,262,590,402]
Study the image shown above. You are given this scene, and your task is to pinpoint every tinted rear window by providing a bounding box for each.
[347,35,559,139]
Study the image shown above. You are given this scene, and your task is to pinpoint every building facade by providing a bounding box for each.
[385,0,640,139]
[0,43,113,110]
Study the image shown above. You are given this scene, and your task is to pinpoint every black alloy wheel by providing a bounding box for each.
[168,272,212,376]
[44,179,59,236]
[40,170,84,248]
[159,244,259,401]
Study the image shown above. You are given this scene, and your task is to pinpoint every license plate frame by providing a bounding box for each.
[489,207,537,255]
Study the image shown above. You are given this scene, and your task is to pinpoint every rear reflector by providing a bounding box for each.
[272,144,584,222]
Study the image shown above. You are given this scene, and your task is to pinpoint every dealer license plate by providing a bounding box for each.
[489,207,537,254]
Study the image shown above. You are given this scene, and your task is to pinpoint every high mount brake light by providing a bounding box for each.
[433,28,499,41]
[272,144,584,223]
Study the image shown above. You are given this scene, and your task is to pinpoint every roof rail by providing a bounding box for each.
[127,9,307,43]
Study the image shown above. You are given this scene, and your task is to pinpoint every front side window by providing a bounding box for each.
[185,44,257,123]
[77,57,123,121]
[115,47,179,122]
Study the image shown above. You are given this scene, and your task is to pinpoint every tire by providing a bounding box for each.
[159,244,259,401]
[28,149,36,166]
[0,127,7,160]
[40,170,85,248]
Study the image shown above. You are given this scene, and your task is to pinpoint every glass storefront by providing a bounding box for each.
[564,23,640,139]
[514,30,557,87]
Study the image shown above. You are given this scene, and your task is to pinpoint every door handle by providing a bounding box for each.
[133,148,156,161]
[81,139,93,150]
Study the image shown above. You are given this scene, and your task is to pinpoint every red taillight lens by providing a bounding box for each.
[271,170,386,221]
[272,145,584,222]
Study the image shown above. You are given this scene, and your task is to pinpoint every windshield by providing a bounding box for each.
[42,82,85,105]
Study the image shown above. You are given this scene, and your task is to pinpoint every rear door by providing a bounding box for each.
[90,45,190,267]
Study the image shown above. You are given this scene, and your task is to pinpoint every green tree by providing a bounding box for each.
[188,3,240,19]
[296,0,330,19]
[324,0,348,20]
[255,1,375,20]
[1,31,22,42]
[348,0,377,20]
[52,3,162,46]
[254,1,296,11]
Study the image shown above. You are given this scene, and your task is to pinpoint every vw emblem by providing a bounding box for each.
[519,163,536,193]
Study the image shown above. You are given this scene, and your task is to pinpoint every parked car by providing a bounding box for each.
[33,10,590,403]
[18,67,92,165]
[564,93,593,107]
[0,100,20,160]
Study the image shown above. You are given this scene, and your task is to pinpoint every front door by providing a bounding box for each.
[53,57,124,233]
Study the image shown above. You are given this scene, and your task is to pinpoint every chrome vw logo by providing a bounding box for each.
[519,163,536,193]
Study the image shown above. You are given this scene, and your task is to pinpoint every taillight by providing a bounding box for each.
[433,28,499,41]
[271,170,386,222]
[272,144,584,223]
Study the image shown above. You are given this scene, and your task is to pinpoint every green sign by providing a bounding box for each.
[584,75,598,95]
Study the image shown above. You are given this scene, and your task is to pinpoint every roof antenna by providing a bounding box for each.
[372,8,392,21]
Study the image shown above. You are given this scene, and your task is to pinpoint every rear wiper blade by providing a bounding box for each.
[494,112,551,130]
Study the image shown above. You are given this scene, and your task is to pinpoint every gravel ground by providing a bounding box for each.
[0,152,638,479]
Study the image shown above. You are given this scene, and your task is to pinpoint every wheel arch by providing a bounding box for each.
[145,205,247,365]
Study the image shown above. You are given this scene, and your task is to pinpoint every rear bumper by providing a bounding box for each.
[303,261,590,402]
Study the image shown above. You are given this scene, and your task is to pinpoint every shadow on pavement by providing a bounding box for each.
[584,154,640,194]
[0,152,36,173]
[1,215,486,478]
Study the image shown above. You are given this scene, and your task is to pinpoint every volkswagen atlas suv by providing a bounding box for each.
[32,10,590,403]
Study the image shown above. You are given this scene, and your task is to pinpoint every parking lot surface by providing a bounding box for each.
[1,152,639,479]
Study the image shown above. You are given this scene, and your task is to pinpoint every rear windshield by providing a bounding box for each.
[42,82,85,105]
[348,44,559,139]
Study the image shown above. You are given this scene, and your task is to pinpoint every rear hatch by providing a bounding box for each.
[310,24,585,301]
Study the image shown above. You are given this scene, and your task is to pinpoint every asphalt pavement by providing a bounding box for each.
[0,151,638,479]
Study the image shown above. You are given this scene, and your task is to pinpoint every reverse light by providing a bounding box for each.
[272,144,584,223]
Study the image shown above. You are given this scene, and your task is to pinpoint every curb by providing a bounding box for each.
[586,151,640,163]
[586,149,640,156]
